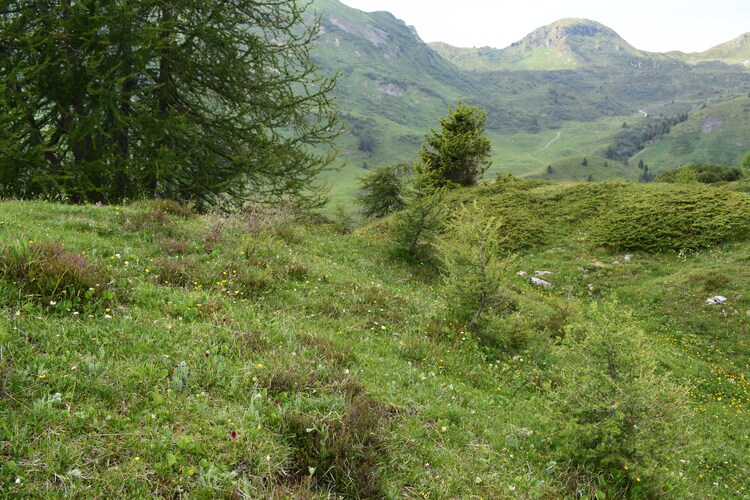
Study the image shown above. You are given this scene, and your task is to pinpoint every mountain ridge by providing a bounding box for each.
[428,18,749,71]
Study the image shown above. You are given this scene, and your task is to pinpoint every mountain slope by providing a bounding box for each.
[688,33,750,66]
[634,97,750,170]
[3,187,750,496]
[525,155,640,182]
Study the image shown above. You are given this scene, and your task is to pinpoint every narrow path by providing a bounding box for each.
[526,131,561,164]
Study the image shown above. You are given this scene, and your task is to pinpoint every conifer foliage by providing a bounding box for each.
[415,102,491,189]
[0,0,340,205]
[357,163,409,219]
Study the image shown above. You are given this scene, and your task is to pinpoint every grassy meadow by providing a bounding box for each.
[1,178,749,498]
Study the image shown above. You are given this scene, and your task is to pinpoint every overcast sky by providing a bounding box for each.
[337,0,750,53]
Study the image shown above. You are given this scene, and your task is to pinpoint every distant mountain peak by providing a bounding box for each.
[510,18,634,55]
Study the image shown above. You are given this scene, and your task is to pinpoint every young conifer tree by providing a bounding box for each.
[357,163,409,219]
[415,102,491,190]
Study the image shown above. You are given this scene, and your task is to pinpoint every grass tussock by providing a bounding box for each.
[255,362,333,394]
[121,199,193,232]
[0,241,115,308]
[299,333,355,367]
[282,391,390,498]
[159,238,191,255]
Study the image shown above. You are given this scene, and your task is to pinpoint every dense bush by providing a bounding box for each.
[589,185,750,251]
[418,179,750,253]
[655,163,744,184]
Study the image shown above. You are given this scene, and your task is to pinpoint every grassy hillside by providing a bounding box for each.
[635,97,750,171]
[687,33,750,66]
[1,183,750,497]
[525,155,639,182]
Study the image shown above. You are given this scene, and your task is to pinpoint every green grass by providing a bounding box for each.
[526,155,638,182]
[1,190,749,497]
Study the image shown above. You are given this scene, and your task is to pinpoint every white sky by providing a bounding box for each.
[338,0,750,53]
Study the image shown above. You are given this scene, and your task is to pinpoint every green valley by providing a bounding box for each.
[309,0,750,207]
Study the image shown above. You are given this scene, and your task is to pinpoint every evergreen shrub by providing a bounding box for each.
[589,185,750,251]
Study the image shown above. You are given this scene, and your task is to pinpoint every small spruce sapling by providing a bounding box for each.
[390,185,446,260]
[436,202,513,330]
[548,306,689,495]
[357,164,410,219]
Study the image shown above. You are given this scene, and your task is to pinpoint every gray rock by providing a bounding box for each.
[516,271,527,276]
[529,277,553,288]
[534,271,553,276]
[706,296,727,306]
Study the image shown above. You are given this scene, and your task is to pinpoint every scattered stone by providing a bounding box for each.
[592,261,605,267]
[612,261,622,265]
[706,296,727,306]
[529,277,553,288]
[588,284,595,291]
[516,271,527,276]
[624,254,632,262]
[534,271,553,276]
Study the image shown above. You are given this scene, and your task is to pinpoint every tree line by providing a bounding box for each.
[603,113,688,163]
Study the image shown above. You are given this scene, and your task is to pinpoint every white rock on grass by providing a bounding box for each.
[534,271,553,276]
[517,271,527,276]
[706,296,727,306]
[529,277,553,288]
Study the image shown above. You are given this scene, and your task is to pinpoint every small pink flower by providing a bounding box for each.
[230,431,237,439]
[274,400,279,405]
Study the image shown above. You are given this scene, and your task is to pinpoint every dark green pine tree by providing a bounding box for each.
[415,102,491,189]
[0,0,341,206]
